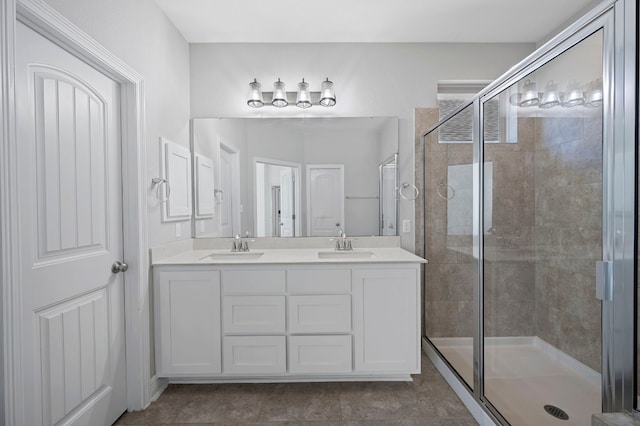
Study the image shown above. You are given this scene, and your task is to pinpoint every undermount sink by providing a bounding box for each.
[200,251,264,261]
[317,250,376,259]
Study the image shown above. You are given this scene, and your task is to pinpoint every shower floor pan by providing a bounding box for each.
[430,336,601,426]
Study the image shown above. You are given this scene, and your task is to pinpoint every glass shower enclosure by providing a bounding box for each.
[422,1,636,424]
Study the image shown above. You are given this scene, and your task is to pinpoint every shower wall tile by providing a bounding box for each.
[484,296,535,337]
[535,116,584,147]
[418,107,475,340]
[415,108,440,259]
[558,313,601,371]
[533,114,602,373]
[484,262,535,303]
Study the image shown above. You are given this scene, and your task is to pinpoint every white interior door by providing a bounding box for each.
[16,22,127,426]
[279,168,295,237]
[195,153,215,218]
[306,165,345,236]
[219,146,235,237]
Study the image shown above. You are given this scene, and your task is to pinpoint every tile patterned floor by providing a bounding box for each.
[114,353,477,425]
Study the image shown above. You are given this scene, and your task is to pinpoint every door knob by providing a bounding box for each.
[111,261,129,273]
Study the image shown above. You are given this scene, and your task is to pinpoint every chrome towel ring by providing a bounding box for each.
[152,177,171,203]
[398,183,420,200]
[437,182,455,200]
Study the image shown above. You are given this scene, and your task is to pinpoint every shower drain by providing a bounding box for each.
[544,405,569,420]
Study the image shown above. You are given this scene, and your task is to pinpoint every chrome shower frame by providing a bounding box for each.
[420,0,637,421]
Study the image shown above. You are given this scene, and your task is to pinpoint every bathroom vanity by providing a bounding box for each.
[151,239,425,382]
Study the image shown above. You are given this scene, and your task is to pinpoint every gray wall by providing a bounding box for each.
[44,0,192,248]
[190,42,535,249]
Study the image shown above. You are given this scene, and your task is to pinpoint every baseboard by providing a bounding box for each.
[167,374,413,384]
[149,375,169,403]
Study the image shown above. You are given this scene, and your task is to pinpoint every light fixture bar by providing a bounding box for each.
[246,78,336,108]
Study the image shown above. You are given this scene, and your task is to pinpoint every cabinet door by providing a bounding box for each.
[352,268,419,373]
[155,270,221,376]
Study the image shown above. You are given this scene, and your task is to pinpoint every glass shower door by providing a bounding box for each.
[481,29,604,425]
[424,103,476,390]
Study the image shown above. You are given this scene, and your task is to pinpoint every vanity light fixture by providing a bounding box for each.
[518,79,540,107]
[319,78,336,107]
[271,78,288,108]
[539,80,561,109]
[246,78,337,108]
[561,80,585,107]
[247,79,264,108]
[296,79,312,109]
[508,78,602,110]
[584,78,603,108]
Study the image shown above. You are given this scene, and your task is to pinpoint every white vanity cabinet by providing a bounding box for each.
[155,270,221,376]
[153,263,420,381]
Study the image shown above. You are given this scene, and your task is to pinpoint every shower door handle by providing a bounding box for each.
[595,261,613,301]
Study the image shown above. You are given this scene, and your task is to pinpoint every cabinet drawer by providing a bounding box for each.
[288,269,351,294]
[223,295,286,333]
[288,295,351,333]
[222,270,285,294]
[289,335,352,374]
[223,336,286,374]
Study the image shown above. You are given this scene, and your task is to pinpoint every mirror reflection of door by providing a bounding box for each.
[379,154,398,236]
[271,186,281,237]
[306,164,345,237]
[219,143,239,237]
[255,159,300,237]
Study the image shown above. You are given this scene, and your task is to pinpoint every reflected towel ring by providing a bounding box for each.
[214,189,224,204]
[398,183,420,200]
[437,183,455,200]
[152,177,171,203]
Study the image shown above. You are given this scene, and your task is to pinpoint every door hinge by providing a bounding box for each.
[595,260,613,301]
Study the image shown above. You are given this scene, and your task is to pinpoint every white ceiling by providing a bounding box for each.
[154,0,596,44]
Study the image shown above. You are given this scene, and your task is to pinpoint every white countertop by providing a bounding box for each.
[152,247,427,266]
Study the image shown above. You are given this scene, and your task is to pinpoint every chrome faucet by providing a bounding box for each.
[335,230,353,251]
[231,234,249,252]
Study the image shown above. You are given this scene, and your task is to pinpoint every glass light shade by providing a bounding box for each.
[561,81,585,107]
[539,80,561,109]
[585,78,603,108]
[247,79,264,108]
[296,79,312,108]
[319,78,336,107]
[272,78,288,108]
[518,79,539,107]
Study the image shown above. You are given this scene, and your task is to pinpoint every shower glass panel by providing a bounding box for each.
[424,103,475,390]
[482,30,603,425]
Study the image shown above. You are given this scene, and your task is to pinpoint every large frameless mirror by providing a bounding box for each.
[191,117,398,238]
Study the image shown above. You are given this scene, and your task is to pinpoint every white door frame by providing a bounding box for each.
[253,156,302,238]
[0,1,151,423]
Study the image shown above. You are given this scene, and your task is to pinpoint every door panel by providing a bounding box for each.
[306,165,345,236]
[481,30,603,425]
[16,22,126,426]
[219,147,234,237]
